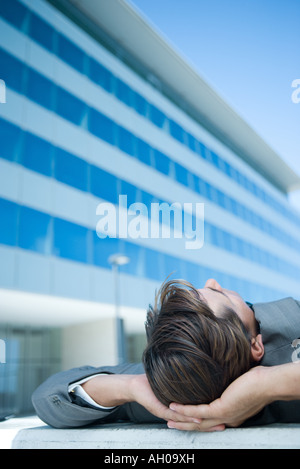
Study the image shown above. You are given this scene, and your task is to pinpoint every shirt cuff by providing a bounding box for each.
[68,374,116,410]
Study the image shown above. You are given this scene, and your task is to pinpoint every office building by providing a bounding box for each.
[0,0,300,415]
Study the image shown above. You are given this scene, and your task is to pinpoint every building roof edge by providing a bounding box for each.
[63,0,300,193]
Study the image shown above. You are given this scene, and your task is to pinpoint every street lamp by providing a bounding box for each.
[108,254,130,364]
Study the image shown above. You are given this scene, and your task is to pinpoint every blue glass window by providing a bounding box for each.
[250,245,261,264]
[204,148,213,164]
[223,160,232,177]
[209,185,219,203]
[56,87,86,126]
[149,104,165,128]
[229,166,240,183]
[222,230,233,251]
[210,224,220,246]
[26,68,54,110]
[237,172,247,187]
[0,198,18,246]
[144,247,163,281]
[217,155,226,172]
[249,181,258,198]
[185,261,202,286]
[190,174,199,193]
[204,222,212,244]
[115,78,133,107]
[204,181,214,201]
[244,240,253,260]
[163,253,183,278]
[118,240,140,276]
[243,206,253,224]
[0,118,21,162]
[199,179,209,198]
[28,12,55,52]
[210,151,221,168]
[175,162,189,186]
[191,175,199,193]
[57,34,85,74]
[0,48,24,93]
[153,149,169,175]
[140,190,155,210]
[0,0,27,31]
[216,189,226,208]
[237,202,247,220]
[90,165,118,204]
[136,138,152,166]
[21,131,53,176]
[187,133,197,152]
[243,177,254,193]
[88,58,112,92]
[264,192,273,206]
[196,141,207,159]
[169,119,185,144]
[120,180,137,207]
[235,236,248,257]
[117,126,135,157]
[88,109,115,145]
[54,147,88,192]
[93,233,119,268]
[19,206,51,254]
[228,235,238,256]
[205,181,214,200]
[197,179,209,198]
[133,92,148,117]
[53,217,88,263]
[227,197,238,215]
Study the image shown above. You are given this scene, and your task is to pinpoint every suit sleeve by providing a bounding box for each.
[31,363,163,428]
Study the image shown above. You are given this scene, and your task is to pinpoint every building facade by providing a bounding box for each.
[0,0,300,416]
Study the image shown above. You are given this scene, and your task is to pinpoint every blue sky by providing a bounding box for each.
[128,0,300,209]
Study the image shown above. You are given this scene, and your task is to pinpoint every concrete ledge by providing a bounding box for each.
[1,416,300,449]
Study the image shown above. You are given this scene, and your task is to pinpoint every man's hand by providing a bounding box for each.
[128,374,198,425]
[167,366,271,432]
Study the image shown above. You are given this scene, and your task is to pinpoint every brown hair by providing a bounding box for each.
[143,279,253,406]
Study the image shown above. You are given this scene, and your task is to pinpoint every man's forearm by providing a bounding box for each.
[81,374,135,407]
[263,362,300,402]
[81,373,192,425]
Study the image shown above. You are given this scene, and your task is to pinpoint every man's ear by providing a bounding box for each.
[250,334,264,362]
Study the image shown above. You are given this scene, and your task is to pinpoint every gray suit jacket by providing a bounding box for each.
[32,297,300,428]
[244,297,300,426]
[32,362,161,428]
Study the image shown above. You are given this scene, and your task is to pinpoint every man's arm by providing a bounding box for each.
[167,363,300,432]
[81,373,198,424]
[81,373,172,419]
[32,365,195,428]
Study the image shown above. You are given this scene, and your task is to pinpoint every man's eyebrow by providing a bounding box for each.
[207,287,229,299]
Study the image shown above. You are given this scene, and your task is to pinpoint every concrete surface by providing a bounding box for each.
[1,415,300,449]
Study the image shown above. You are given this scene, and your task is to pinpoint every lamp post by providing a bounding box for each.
[108,254,130,364]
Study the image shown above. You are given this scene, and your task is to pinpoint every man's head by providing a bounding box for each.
[143,278,264,406]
